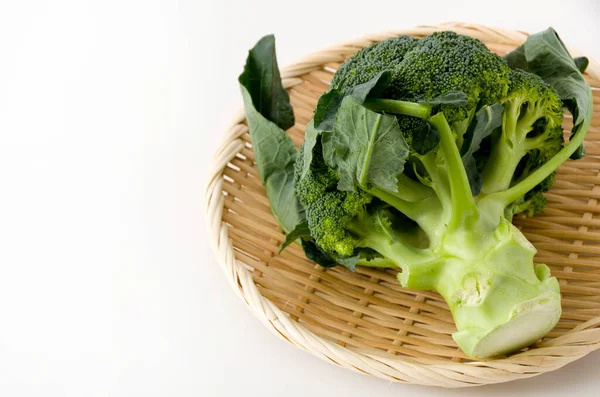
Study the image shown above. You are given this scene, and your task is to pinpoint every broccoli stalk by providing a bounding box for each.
[478,87,592,219]
[316,105,562,358]
[419,111,561,358]
[481,70,564,196]
[298,102,563,358]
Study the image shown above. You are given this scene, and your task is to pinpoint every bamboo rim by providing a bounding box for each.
[204,22,600,387]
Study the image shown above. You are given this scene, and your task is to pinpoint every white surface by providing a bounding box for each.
[0,0,599,396]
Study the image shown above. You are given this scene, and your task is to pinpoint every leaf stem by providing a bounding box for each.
[359,114,382,187]
[483,89,593,208]
[369,186,423,221]
[363,98,432,119]
[429,113,478,229]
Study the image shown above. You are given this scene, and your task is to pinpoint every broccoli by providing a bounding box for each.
[391,32,510,125]
[480,69,564,194]
[336,32,510,144]
[293,31,593,358]
[238,29,593,359]
[331,35,419,92]
[294,142,373,256]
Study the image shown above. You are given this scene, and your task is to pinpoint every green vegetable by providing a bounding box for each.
[239,34,341,268]
[460,103,505,196]
[325,96,410,193]
[478,68,564,219]
[301,71,393,180]
[574,56,589,73]
[239,35,294,130]
[238,35,301,233]
[239,29,593,359]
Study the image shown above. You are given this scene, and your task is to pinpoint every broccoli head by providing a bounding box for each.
[295,142,372,256]
[331,35,419,92]
[480,69,564,215]
[391,32,510,124]
[331,34,563,217]
[333,32,510,133]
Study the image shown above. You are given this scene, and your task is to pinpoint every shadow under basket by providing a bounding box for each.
[205,22,600,387]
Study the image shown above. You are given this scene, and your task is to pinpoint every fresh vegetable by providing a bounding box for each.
[238,29,593,359]
[238,35,301,234]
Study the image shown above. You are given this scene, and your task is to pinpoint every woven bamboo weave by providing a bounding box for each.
[205,22,600,387]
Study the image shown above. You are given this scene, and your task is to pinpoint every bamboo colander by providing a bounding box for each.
[205,22,600,387]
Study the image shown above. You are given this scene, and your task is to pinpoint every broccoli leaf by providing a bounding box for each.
[301,71,393,179]
[299,120,321,180]
[490,30,592,207]
[504,28,590,159]
[238,35,294,130]
[574,56,589,74]
[239,87,302,234]
[346,70,392,105]
[279,220,311,253]
[419,91,469,106]
[239,35,345,269]
[322,96,409,192]
[239,36,303,233]
[411,121,440,155]
[461,104,505,195]
[314,71,392,131]
[301,240,339,268]
[313,89,344,131]
[336,254,359,272]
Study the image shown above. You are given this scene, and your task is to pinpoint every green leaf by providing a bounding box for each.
[313,89,344,131]
[503,44,527,70]
[279,220,311,253]
[461,104,505,196]
[504,28,590,161]
[570,129,586,159]
[419,91,469,107]
[322,96,409,192]
[238,35,295,130]
[347,70,392,104]
[411,121,440,155]
[314,71,392,131]
[336,254,359,272]
[574,56,589,74]
[238,36,302,233]
[504,28,590,128]
[240,87,302,233]
[237,35,363,274]
[301,240,338,268]
[299,120,320,179]
[302,72,393,180]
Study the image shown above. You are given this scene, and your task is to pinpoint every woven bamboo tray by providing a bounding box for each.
[205,22,600,387]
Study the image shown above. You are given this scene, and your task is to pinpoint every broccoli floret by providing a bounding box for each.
[480,69,564,215]
[331,33,512,162]
[331,35,419,92]
[391,32,510,124]
[396,115,427,148]
[333,32,510,144]
[296,129,440,264]
[505,190,548,219]
[295,143,372,256]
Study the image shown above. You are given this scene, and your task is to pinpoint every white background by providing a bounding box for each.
[0,0,599,396]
